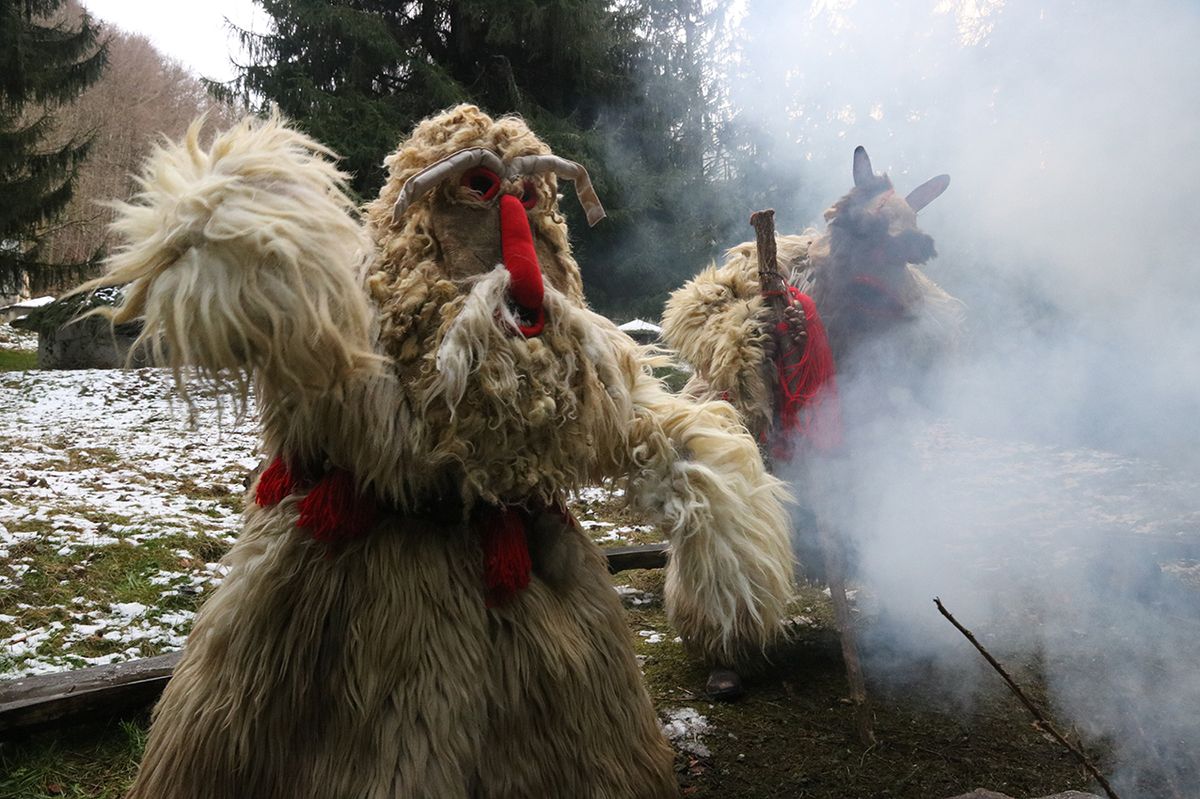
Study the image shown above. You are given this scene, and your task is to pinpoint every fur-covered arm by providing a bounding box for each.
[81,114,380,404]
[661,262,773,440]
[618,344,796,666]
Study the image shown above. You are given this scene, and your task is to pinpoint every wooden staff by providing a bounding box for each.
[750,209,803,434]
[750,209,875,747]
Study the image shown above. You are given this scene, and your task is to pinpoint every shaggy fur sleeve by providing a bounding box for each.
[83,114,380,404]
[616,343,796,666]
[660,259,773,440]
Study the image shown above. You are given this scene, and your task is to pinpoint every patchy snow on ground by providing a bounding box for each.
[660,707,711,757]
[0,367,662,678]
[0,322,37,351]
[0,368,258,676]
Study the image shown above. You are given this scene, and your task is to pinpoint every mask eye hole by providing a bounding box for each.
[460,167,501,201]
[520,180,538,209]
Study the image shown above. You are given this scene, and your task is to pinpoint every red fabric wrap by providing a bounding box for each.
[499,193,545,336]
[297,469,378,543]
[775,287,842,454]
[479,506,533,608]
[255,456,296,507]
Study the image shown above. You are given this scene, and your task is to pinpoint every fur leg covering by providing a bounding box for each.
[622,353,796,666]
[83,114,381,402]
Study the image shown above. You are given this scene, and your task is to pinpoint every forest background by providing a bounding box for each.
[3,0,1002,319]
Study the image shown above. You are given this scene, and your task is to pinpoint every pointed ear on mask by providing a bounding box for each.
[905,174,950,212]
[852,146,874,187]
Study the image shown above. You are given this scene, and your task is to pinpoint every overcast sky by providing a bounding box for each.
[82,0,266,83]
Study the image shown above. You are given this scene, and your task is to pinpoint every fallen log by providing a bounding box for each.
[0,544,671,734]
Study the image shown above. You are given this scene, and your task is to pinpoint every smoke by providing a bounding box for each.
[723,0,1200,793]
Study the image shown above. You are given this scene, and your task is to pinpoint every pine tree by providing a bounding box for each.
[224,0,639,200]
[0,0,107,295]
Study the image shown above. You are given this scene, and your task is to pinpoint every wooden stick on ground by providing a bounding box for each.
[933,597,1121,799]
[751,208,875,747]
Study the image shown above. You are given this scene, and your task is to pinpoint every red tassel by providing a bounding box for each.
[776,288,843,454]
[479,506,532,608]
[297,469,377,543]
[255,456,296,507]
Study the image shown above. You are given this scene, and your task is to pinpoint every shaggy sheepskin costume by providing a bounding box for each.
[88,105,795,798]
[662,146,965,442]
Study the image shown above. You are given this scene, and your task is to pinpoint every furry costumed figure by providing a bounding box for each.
[661,146,965,444]
[85,105,795,799]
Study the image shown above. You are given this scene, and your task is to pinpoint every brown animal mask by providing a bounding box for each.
[380,132,603,338]
[827,145,950,285]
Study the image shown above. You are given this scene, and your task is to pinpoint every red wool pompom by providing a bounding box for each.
[255,456,297,507]
[297,469,378,543]
[775,288,842,454]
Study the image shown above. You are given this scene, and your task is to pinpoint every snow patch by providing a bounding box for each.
[660,707,711,757]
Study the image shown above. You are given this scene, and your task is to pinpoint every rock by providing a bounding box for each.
[940,787,1099,791]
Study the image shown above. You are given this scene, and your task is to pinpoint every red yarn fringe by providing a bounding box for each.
[480,506,532,608]
[775,288,842,454]
[297,469,378,543]
[255,456,296,507]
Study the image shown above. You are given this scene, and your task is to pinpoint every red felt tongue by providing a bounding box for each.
[499,194,544,332]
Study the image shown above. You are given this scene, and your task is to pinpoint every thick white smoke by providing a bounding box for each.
[723,1,1200,793]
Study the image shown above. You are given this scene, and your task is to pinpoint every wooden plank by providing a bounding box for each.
[605,542,669,573]
[0,651,180,733]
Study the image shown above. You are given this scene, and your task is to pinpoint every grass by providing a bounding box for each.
[0,718,145,799]
[619,574,1096,798]
[0,349,36,372]
[0,511,230,674]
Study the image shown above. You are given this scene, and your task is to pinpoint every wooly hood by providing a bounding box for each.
[354,104,637,507]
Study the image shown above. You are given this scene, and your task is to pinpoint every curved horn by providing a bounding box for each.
[852,145,874,188]
[391,148,506,225]
[904,174,950,212]
[509,154,607,227]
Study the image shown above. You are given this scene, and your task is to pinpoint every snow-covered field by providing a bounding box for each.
[0,323,36,351]
[0,367,258,675]
[0,353,714,754]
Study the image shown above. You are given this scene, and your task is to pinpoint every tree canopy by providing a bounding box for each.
[0,0,107,295]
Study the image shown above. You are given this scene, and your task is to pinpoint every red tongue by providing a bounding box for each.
[499,193,545,336]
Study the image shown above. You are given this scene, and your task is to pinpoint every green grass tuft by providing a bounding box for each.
[0,348,37,371]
